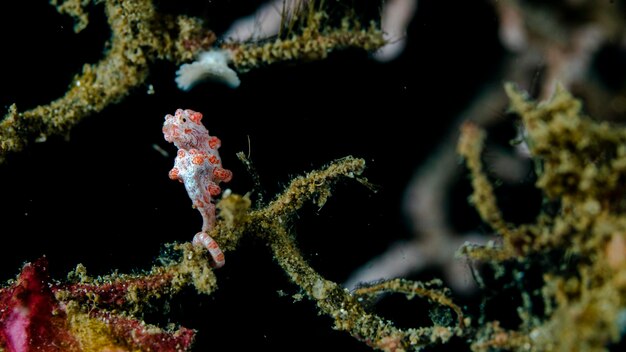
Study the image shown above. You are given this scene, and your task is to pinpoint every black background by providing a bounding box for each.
[0,1,506,350]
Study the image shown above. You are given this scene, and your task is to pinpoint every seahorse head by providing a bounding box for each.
[163,109,209,150]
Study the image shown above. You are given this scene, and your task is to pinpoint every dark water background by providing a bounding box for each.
[0,1,508,350]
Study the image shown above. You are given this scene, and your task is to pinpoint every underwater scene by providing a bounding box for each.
[1,1,626,351]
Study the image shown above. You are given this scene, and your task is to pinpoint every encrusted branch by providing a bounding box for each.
[353,278,465,329]
[226,2,384,72]
[1,0,382,163]
[457,121,514,240]
[456,85,626,351]
[0,0,214,163]
[236,157,464,351]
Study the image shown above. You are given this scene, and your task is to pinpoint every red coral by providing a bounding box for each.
[0,259,195,352]
[88,310,195,351]
[56,271,175,308]
[0,258,79,352]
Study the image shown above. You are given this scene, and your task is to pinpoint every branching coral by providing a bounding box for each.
[0,0,215,163]
[242,157,465,350]
[223,0,384,72]
[3,1,626,351]
[1,157,466,351]
[0,244,214,351]
[7,82,626,351]
[0,0,383,163]
[458,85,626,351]
[350,0,626,295]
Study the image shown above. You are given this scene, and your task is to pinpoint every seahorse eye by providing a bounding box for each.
[182,118,187,122]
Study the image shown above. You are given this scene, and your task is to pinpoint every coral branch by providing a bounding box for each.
[1,0,384,163]
[0,0,215,163]
[242,157,465,351]
[225,1,384,72]
[53,243,219,314]
[267,223,461,351]
[259,156,366,218]
[352,278,465,329]
[457,121,514,240]
[458,85,626,350]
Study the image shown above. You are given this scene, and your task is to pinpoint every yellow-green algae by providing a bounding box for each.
[5,85,626,350]
[0,0,384,164]
[224,1,384,72]
[2,1,626,351]
[44,157,464,351]
[459,84,626,352]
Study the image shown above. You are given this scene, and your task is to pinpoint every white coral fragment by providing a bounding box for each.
[175,49,241,90]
